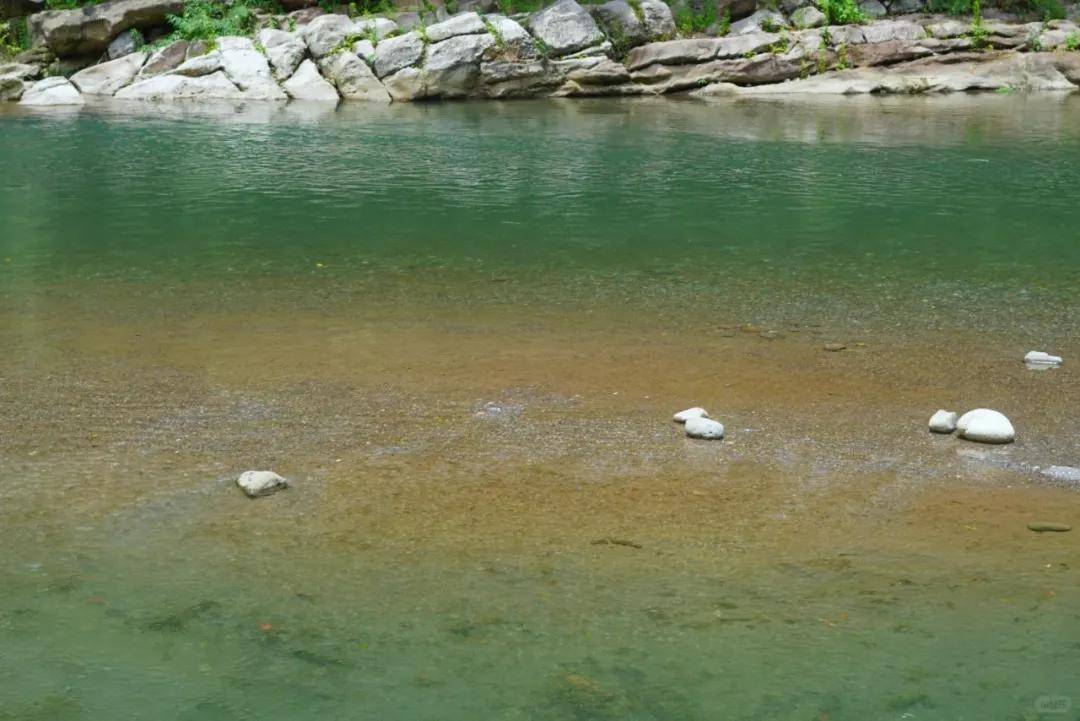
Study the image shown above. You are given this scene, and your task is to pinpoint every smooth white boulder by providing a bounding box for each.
[685,416,725,440]
[673,407,709,424]
[283,59,339,101]
[20,77,84,106]
[1042,466,1080,484]
[928,409,958,434]
[237,470,289,498]
[957,409,1015,444]
[1024,350,1062,367]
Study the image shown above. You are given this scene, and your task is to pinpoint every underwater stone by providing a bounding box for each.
[1024,350,1062,367]
[928,409,958,434]
[957,408,1015,444]
[685,416,725,439]
[237,470,289,498]
[1027,522,1071,532]
[673,407,709,423]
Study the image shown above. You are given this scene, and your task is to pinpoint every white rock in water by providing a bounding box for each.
[237,470,289,498]
[673,407,709,424]
[928,409,958,434]
[957,409,1015,444]
[1024,350,1062,366]
[685,416,725,440]
[1042,466,1080,483]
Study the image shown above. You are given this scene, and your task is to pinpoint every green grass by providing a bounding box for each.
[817,0,866,25]
[672,2,717,35]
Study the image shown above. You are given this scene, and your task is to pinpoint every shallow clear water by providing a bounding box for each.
[1,96,1078,721]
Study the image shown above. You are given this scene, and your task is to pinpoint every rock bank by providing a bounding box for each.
[6,0,1080,107]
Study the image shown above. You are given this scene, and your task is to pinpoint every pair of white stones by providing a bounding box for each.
[673,407,725,440]
[929,408,1015,444]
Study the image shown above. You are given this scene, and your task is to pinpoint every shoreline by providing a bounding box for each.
[6,1,1080,107]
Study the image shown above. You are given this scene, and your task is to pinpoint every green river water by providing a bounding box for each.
[0,96,1078,721]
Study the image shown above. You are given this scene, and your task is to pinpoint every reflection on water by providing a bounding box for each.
[1,97,1079,720]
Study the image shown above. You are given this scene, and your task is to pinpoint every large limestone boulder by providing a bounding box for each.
[20,75,83,104]
[353,16,397,40]
[136,38,188,79]
[258,28,307,80]
[70,50,146,95]
[373,31,424,78]
[484,14,535,56]
[590,0,674,46]
[480,58,560,97]
[28,0,183,57]
[425,11,486,42]
[382,65,425,100]
[526,0,605,57]
[791,6,825,28]
[0,62,40,81]
[216,36,287,100]
[115,69,245,100]
[422,32,495,97]
[730,8,789,35]
[319,50,391,101]
[282,58,339,100]
[0,76,26,101]
[168,50,222,77]
[301,14,355,58]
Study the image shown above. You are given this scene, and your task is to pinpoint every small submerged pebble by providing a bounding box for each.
[673,407,709,424]
[1027,522,1071,533]
[823,342,846,352]
[685,416,725,440]
[237,470,289,498]
[1041,466,1080,483]
[928,409,958,434]
[1024,350,1062,369]
[957,408,1015,445]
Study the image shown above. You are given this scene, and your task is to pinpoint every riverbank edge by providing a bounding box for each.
[5,0,1080,106]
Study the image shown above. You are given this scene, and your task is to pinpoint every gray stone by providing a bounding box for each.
[107,30,139,60]
[1041,466,1080,486]
[0,62,41,81]
[673,407,709,423]
[730,8,789,35]
[136,39,188,79]
[300,13,356,58]
[791,6,826,28]
[861,20,925,43]
[640,0,675,39]
[237,470,289,499]
[353,16,397,40]
[625,38,722,69]
[168,50,222,77]
[28,0,183,57]
[382,65,425,100]
[217,36,287,100]
[319,50,391,101]
[353,38,375,63]
[425,11,486,42]
[282,57,339,100]
[69,50,146,95]
[422,32,495,97]
[926,19,969,38]
[1027,522,1071,532]
[859,0,888,18]
[526,0,605,57]
[928,409,958,434]
[685,416,725,439]
[480,58,560,96]
[115,70,244,100]
[20,75,83,105]
[258,28,307,80]
[0,75,25,101]
[957,408,1015,445]
[373,31,424,78]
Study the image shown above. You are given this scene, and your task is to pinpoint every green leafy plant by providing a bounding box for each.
[968,0,991,48]
[817,0,866,25]
[167,0,260,41]
[1066,31,1080,50]
[673,2,717,35]
[482,16,506,51]
[533,36,552,58]
[836,42,849,68]
[628,0,645,21]
[769,30,790,53]
[717,8,731,35]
